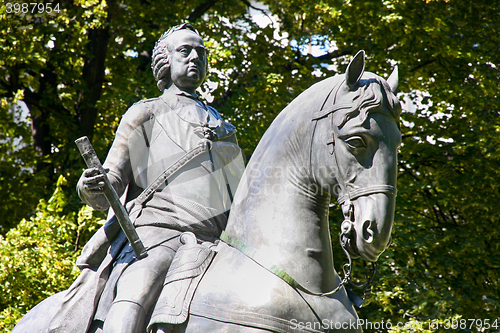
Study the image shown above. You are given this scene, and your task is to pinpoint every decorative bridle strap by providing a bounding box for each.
[307,86,396,306]
[337,185,397,205]
[219,231,347,297]
[311,103,352,121]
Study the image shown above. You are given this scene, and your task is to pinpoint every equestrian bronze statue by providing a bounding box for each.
[14,25,401,332]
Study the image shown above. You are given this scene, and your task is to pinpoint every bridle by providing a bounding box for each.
[332,143,396,307]
[220,80,398,307]
[220,114,396,304]
[311,82,398,307]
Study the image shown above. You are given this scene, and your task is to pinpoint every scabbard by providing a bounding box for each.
[75,136,148,259]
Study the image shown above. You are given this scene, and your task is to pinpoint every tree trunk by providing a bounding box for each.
[77,24,111,139]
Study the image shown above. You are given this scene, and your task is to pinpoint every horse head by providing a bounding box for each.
[314,51,401,262]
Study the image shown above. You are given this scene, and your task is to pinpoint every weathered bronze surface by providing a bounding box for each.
[14,23,245,333]
[155,51,401,333]
[14,26,401,332]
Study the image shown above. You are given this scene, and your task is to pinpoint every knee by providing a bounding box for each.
[114,246,176,308]
[103,300,146,333]
[114,268,165,307]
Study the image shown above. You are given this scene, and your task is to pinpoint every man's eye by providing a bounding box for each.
[344,136,366,149]
[178,47,190,55]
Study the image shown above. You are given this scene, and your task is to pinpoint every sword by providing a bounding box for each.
[75,136,148,259]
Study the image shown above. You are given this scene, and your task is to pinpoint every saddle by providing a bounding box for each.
[147,232,216,329]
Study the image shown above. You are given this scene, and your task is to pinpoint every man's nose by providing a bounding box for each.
[188,49,199,61]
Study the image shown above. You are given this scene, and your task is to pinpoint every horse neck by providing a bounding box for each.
[226,90,338,293]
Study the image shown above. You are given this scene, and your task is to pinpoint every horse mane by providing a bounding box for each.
[332,74,401,129]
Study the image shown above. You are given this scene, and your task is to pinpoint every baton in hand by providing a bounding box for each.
[75,136,148,259]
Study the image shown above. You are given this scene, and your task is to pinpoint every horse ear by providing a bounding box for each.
[387,65,399,94]
[346,50,365,90]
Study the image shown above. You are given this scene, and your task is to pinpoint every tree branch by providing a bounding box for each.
[240,0,275,29]
[315,48,354,62]
[187,0,219,22]
[410,58,436,72]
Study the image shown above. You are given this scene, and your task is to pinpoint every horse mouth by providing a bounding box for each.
[359,239,386,262]
[345,236,361,259]
[362,248,379,262]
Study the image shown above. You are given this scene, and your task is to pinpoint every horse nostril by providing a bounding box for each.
[362,220,374,243]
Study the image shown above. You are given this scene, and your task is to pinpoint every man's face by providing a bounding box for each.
[168,30,207,93]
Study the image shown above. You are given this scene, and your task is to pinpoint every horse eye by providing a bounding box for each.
[344,136,366,149]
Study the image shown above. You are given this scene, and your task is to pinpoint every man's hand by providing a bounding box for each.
[81,167,108,195]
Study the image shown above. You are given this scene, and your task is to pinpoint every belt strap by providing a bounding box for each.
[129,139,212,220]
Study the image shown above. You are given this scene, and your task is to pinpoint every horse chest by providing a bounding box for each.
[189,243,360,332]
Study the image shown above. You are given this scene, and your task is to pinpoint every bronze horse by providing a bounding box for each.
[158,50,401,332]
[14,51,401,332]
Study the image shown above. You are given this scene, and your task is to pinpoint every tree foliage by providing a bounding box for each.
[1,0,499,331]
[0,176,104,331]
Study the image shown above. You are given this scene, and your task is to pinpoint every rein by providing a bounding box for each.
[219,84,396,307]
[328,100,395,307]
[219,231,348,298]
